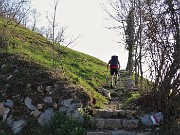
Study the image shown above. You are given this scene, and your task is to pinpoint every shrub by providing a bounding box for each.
[38,112,86,135]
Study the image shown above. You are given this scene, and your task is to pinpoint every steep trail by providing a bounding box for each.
[86,70,150,135]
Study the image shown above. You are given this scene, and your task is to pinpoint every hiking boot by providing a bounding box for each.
[110,83,113,89]
[110,82,113,89]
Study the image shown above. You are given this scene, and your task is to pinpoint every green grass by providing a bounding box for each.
[121,92,140,108]
[0,18,108,108]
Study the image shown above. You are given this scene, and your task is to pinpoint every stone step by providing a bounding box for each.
[129,87,138,92]
[93,109,138,119]
[87,130,148,135]
[94,118,139,130]
[104,101,122,111]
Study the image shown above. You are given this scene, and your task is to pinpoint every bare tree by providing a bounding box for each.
[103,0,147,89]
[105,0,180,126]
[30,9,41,31]
[45,0,60,73]
[142,0,180,126]
[0,0,30,51]
[44,0,81,77]
[103,0,136,75]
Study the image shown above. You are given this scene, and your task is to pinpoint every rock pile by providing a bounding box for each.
[0,97,84,134]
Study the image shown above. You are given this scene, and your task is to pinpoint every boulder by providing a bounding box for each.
[1,64,6,70]
[60,98,73,107]
[11,120,27,134]
[6,115,14,127]
[24,97,36,111]
[38,108,54,126]
[43,97,53,104]
[3,100,13,108]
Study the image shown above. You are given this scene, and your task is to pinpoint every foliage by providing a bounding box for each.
[141,0,180,126]
[79,106,97,130]
[35,112,86,135]
[131,73,153,94]
[107,0,180,126]
[122,92,140,108]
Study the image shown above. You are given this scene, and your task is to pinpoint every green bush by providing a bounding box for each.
[38,112,86,135]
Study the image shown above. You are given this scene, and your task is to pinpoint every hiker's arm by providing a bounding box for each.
[118,61,121,69]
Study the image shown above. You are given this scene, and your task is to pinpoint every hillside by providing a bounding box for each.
[0,18,113,134]
[0,17,109,108]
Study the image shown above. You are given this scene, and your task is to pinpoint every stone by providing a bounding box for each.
[1,64,6,70]
[3,100,13,108]
[13,69,19,75]
[139,115,152,126]
[71,109,84,122]
[111,130,136,135]
[59,106,67,112]
[0,103,10,121]
[124,79,135,90]
[11,120,27,134]
[24,97,36,111]
[43,97,53,104]
[6,115,14,127]
[97,88,111,99]
[117,110,126,118]
[93,109,113,118]
[26,84,32,91]
[60,98,73,107]
[38,108,54,126]
[37,104,43,110]
[7,75,13,80]
[0,104,4,118]
[31,110,42,118]
[37,86,44,94]
[67,103,81,113]
[45,86,53,92]
[122,119,139,129]
[87,132,109,135]
[53,103,58,109]
[105,119,123,129]
[3,107,10,121]
[95,118,105,129]
[150,112,163,125]
[126,110,138,119]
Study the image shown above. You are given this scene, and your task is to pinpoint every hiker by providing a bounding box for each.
[107,55,120,88]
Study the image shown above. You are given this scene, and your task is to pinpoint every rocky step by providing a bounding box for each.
[93,109,138,119]
[94,118,139,130]
[104,101,122,111]
[87,130,148,135]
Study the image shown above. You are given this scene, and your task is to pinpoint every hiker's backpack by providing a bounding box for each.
[110,55,119,67]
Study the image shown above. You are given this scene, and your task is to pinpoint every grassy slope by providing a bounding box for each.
[0,18,108,108]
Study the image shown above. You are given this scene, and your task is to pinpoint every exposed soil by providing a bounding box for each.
[0,53,94,121]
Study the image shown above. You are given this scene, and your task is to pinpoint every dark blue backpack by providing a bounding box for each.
[110,55,118,66]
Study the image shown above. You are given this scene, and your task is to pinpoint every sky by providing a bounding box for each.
[30,0,128,69]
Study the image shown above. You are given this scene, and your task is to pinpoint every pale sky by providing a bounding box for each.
[30,0,128,69]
